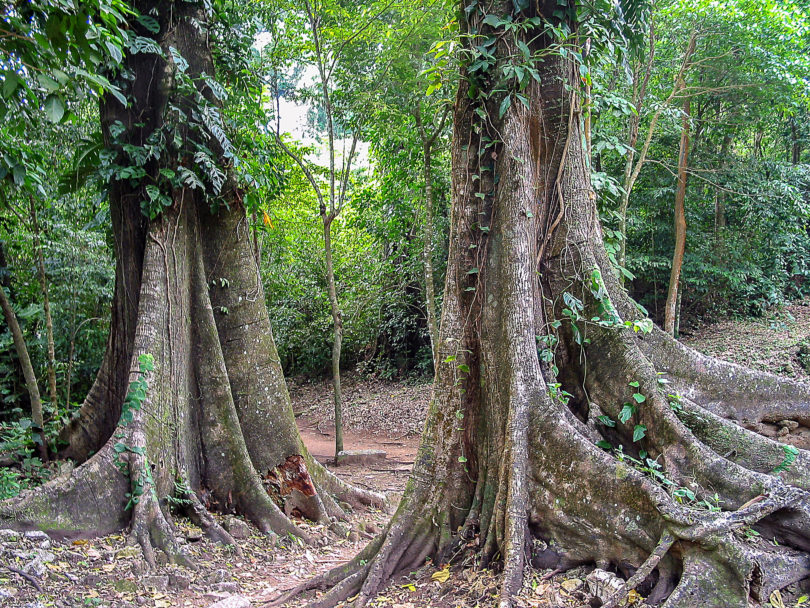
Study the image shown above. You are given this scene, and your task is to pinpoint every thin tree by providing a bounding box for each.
[617,27,697,273]
[0,284,48,462]
[28,194,59,409]
[279,3,810,607]
[663,78,691,335]
[412,102,449,365]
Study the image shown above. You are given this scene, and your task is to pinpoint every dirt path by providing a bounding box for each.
[299,420,418,499]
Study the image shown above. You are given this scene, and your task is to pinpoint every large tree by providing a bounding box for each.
[279,2,810,607]
[0,0,381,562]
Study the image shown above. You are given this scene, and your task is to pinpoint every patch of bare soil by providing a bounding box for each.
[289,373,431,439]
[682,300,810,381]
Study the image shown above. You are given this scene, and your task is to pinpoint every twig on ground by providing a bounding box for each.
[4,565,43,592]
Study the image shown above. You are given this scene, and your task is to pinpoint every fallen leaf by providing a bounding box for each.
[431,566,450,583]
[770,590,785,608]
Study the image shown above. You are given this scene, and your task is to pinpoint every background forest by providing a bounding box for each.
[1,0,808,497]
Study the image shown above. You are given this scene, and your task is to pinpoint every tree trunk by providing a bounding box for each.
[0,284,48,461]
[322,215,345,459]
[790,116,802,165]
[28,194,60,411]
[1,0,382,558]
[286,4,810,608]
[664,88,691,335]
[413,104,447,369]
[421,145,439,367]
[715,134,731,235]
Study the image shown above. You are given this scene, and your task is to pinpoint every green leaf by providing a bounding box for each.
[2,72,20,98]
[12,164,25,185]
[105,40,123,63]
[458,455,468,463]
[44,95,65,122]
[773,445,799,473]
[633,425,647,442]
[482,14,502,28]
[628,381,640,388]
[618,403,635,424]
[457,364,470,373]
[37,74,60,92]
[515,93,530,111]
[137,15,161,34]
[499,94,511,119]
[596,440,612,450]
[632,393,646,404]
[517,40,531,60]
[169,46,189,72]
[597,415,616,428]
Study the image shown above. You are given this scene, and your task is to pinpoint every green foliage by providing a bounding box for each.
[1,0,131,189]
[0,455,52,500]
[118,354,154,427]
[773,444,800,474]
[0,468,23,500]
[591,0,810,324]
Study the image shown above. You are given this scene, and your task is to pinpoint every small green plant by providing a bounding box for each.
[166,476,194,509]
[797,340,810,372]
[608,447,723,512]
[0,468,23,500]
[773,444,799,474]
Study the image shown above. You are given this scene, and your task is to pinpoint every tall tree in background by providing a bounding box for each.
[281,1,810,607]
[663,71,692,335]
[0,0,381,558]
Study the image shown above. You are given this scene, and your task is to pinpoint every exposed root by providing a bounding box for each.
[0,441,129,537]
[677,398,810,489]
[662,544,749,608]
[271,534,385,606]
[639,327,810,426]
[308,457,388,511]
[125,446,195,570]
[603,532,674,608]
[184,489,238,547]
[498,398,530,608]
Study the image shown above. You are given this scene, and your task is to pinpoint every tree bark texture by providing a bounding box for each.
[1,0,382,560]
[282,4,810,608]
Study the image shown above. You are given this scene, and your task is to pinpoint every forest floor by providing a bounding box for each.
[3,302,810,608]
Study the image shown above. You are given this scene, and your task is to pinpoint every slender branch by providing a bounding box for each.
[326,0,399,83]
[337,133,359,215]
[273,131,328,214]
